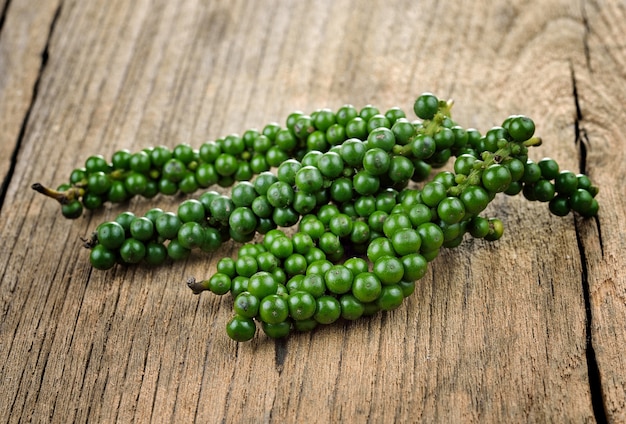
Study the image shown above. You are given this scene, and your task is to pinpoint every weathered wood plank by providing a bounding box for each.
[0,0,623,423]
[0,0,61,199]
[574,1,626,421]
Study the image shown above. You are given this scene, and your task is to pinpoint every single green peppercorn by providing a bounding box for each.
[90,244,117,270]
[324,265,353,294]
[336,105,358,126]
[414,93,439,120]
[314,295,341,324]
[295,166,324,194]
[119,238,146,264]
[345,117,368,139]
[538,158,559,180]
[177,222,205,249]
[130,217,155,242]
[555,170,578,195]
[97,221,126,250]
[352,272,382,303]
[377,285,404,311]
[248,271,278,299]
[226,315,257,342]
[533,180,556,202]
[373,256,404,285]
[482,164,512,193]
[209,273,232,295]
[287,291,317,320]
[234,292,260,318]
[259,294,289,324]
[507,116,535,142]
[400,253,429,281]
[367,127,395,151]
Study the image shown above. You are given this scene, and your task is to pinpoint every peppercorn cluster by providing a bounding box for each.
[33,93,600,342]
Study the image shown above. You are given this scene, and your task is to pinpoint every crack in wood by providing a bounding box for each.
[0,0,11,41]
[0,2,63,212]
[575,222,608,424]
[570,64,587,175]
[580,0,592,72]
[571,65,608,424]
[570,62,604,256]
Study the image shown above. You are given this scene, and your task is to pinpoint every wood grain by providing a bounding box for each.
[1,0,624,422]
[0,0,61,201]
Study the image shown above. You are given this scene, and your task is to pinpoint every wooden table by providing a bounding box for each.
[1,0,624,422]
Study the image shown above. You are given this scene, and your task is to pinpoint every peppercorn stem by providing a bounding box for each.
[523,136,542,147]
[187,276,209,295]
[422,109,449,136]
[31,183,84,205]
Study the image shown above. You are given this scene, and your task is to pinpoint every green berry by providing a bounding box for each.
[400,253,429,281]
[301,274,326,298]
[549,196,571,217]
[85,155,109,173]
[234,292,260,318]
[353,170,380,195]
[208,273,232,295]
[352,272,382,303]
[414,93,439,120]
[377,284,404,311]
[130,217,155,241]
[119,238,146,264]
[177,222,206,249]
[287,291,317,320]
[226,315,256,342]
[533,180,556,202]
[437,197,466,225]
[97,221,126,250]
[507,116,535,142]
[538,158,559,180]
[89,245,117,270]
[339,294,365,320]
[336,105,358,126]
[235,255,259,277]
[155,212,182,240]
[261,320,291,339]
[345,117,368,139]
[144,242,167,266]
[87,172,112,195]
[317,151,344,179]
[569,188,594,214]
[295,166,324,194]
[229,207,258,236]
[421,181,447,207]
[366,127,395,152]
[248,271,279,299]
[482,164,512,193]
[266,181,294,208]
[314,295,341,324]
[373,256,404,285]
[340,139,367,167]
[178,199,206,223]
[460,186,490,215]
[391,228,422,256]
[417,222,444,252]
[324,265,353,294]
[259,294,289,324]
[362,148,391,176]
[555,170,579,195]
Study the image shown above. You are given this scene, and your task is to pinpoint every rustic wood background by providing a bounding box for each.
[1,0,624,422]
